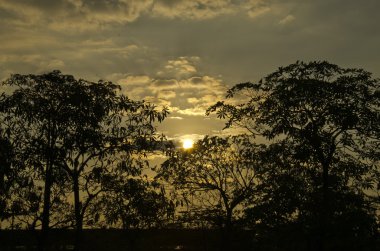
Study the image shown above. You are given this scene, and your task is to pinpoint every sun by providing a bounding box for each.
[182,139,194,149]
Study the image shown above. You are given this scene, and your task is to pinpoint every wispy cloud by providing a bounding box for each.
[278,14,295,25]
[168,116,184,120]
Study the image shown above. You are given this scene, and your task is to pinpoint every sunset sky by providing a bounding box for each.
[1,0,379,142]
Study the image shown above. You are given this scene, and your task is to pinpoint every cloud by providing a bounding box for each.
[157,56,199,78]
[151,79,179,91]
[178,76,226,93]
[278,14,295,25]
[152,0,237,20]
[113,56,227,118]
[168,116,184,120]
[244,0,271,18]
[144,96,173,109]
[114,75,152,99]
[45,59,66,70]
[78,0,154,24]
[118,75,152,86]
[0,54,66,74]
[2,0,379,142]
[176,107,208,116]
[247,5,270,18]
[0,37,144,82]
[157,75,226,116]
[0,0,277,32]
[157,90,176,99]
[151,0,276,21]
[118,73,226,113]
[0,0,154,32]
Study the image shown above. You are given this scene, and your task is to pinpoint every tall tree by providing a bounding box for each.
[208,61,380,250]
[158,135,263,250]
[0,71,168,250]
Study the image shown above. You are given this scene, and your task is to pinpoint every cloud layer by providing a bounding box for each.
[0,0,273,31]
[113,56,227,117]
[1,0,380,140]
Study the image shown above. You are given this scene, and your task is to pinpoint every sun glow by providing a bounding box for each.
[182,139,194,149]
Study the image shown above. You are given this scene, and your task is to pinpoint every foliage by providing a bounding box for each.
[208,61,380,249]
[158,135,264,230]
[99,176,174,229]
[208,60,380,191]
[0,70,169,235]
[0,116,44,229]
[1,63,379,250]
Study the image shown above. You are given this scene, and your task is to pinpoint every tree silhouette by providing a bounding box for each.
[158,135,264,250]
[0,95,45,229]
[0,64,379,251]
[0,131,13,224]
[0,71,169,250]
[100,176,174,229]
[243,139,377,250]
[208,61,380,250]
[0,132,35,229]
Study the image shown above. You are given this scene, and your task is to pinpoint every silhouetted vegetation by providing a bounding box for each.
[1,61,379,251]
[207,61,380,250]
[0,71,169,250]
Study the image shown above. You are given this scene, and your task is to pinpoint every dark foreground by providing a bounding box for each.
[0,229,255,251]
[1,229,379,251]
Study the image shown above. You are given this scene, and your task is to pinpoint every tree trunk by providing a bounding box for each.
[39,123,55,251]
[221,208,233,251]
[39,165,53,251]
[319,162,329,251]
[73,173,83,251]
[0,139,10,221]
[0,162,4,194]
[0,138,10,194]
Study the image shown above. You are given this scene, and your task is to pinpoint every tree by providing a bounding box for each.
[208,61,380,250]
[0,71,168,250]
[0,130,14,225]
[243,139,377,250]
[158,135,263,250]
[100,176,174,229]
[0,98,44,230]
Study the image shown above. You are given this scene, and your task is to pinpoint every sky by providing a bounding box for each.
[1,0,380,143]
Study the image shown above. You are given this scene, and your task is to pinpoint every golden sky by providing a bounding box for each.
[1,0,379,141]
